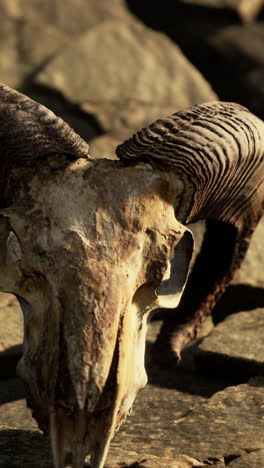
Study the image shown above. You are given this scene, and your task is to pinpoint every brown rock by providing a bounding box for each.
[0,0,129,36]
[234,218,264,287]
[228,449,264,467]
[36,19,217,135]
[209,23,264,117]
[180,0,264,23]
[187,218,264,288]
[0,14,67,88]
[0,292,22,353]
[0,0,129,88]
[0,293,22,379]
[112,377,264,461]
[106,452,203,467]
[89,134,120,160]
[195,309,264,379]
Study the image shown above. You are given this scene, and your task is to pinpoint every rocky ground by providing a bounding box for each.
[0,0,264,467]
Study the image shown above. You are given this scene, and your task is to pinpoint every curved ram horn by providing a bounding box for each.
[116,101,264,360]
[116,101,264,226]
[0,83,90,167]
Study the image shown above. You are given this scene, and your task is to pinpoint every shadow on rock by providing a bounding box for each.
[0,429,52,468]
[145,339,232,398]
[0,345,22,381]
[213,284,264,324]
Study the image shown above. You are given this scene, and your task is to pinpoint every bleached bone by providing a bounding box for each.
[0,84,263,468]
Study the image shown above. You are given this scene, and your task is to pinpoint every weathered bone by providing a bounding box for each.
[0,84,263,467]
[1,155,193,467]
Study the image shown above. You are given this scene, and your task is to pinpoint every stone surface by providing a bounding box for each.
[0,14,67,88]
[0,293,22,379]
[106,452,204,467]
[3,374,264,467]
[36,19,217,135]
[0,293,22,352]
[180,0,264,22]
[113,377,264,461]
[186,218,264,288]
[0,0,130,90]
[195,309,264,379]
[233,218,264,287]
[228,449,264,467]
[0,0,129,36]
[209,23,264,118]
[89,135,120,160]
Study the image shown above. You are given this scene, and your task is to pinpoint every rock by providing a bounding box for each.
[0,0,129,88]
[36,19,217,135]
[186,218,264,288]
[0,399,37,432]
[180,0,264,23]
[112,377,264,461]
[1,364,263,466]
[89,134,120,159]
[106,452,204,467]
[0,427,51,468]
[0,14,67,88]
[0,292,22,352]
[195,309,264,379]
[0,0,129,36]
[233,218,264,287]
[0,293,22,379]
[0,377,25,405]
[209,23,264,118]
[228,449,264,467]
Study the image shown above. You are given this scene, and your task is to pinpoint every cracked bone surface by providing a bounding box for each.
[0,83,194,468]
[0,84,263,468]
[1,160,193,468]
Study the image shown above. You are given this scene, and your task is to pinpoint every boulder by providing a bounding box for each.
[0,14,67,88]
[180,0,264,22]
[0,0,129,88]
[209,23,264,118]
[89,134,120,160]
[195,309,264,379]
[0,0,129,36]
[36,19,217,136]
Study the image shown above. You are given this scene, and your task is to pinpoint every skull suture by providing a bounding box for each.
[0,157,193,468]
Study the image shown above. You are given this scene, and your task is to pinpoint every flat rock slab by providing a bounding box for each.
[36,19,217,135]
[105,452,204,468]
[195,309,264,379]
[1,378,264,466]
[113,377,264,462]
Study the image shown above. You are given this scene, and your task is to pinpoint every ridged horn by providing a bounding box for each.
[0,83,90,165]
[116,101,264,224]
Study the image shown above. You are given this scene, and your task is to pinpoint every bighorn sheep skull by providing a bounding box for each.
[0,84,263,468]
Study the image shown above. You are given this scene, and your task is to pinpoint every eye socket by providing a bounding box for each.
[132,282,158,316]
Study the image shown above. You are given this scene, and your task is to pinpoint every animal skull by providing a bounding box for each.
[0,156,193,467]
[1,84,263,468]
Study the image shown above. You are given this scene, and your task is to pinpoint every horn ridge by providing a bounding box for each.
[0,83,89,164]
